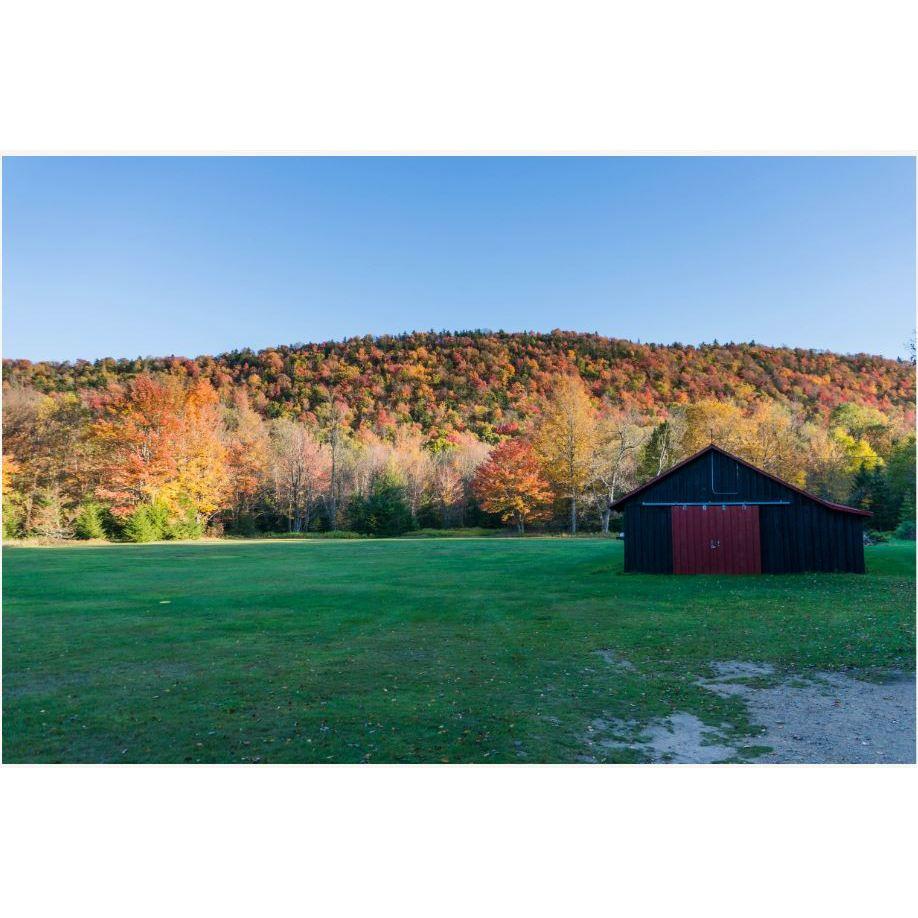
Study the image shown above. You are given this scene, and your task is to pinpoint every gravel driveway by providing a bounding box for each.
[700,662,915,764]
[590,659,916,764]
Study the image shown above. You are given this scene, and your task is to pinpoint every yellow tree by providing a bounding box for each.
[801,422,851,501]
[830,403,891,455]
[4,391,99,535]
[678,399,749,457]
[431,451,464,525]
[2,453,23,538]
[737,402,807,485]
[223,390,269,523]
[433,431,490,526]
[828,403,887,474]
[590,409,651,532]
[2,454,18,497]
[390,427,434,521]
[161,379,230,526]
[534,374,597,534]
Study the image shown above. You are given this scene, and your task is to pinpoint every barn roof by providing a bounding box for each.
[610,443,872,517]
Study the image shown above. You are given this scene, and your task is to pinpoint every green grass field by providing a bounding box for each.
[3,538,914,763]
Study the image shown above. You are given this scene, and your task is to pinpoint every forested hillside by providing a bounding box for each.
[4,331,914,441]
[3,331,915,542]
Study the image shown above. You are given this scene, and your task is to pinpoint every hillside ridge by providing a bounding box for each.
[4,330,914,439]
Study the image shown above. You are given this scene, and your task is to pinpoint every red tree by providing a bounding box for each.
[472,439,552,533]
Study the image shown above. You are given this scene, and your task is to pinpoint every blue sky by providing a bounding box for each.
[3,156,915,361]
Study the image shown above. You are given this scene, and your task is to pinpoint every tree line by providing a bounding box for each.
[2,370,914,541]
[3,331,914,446]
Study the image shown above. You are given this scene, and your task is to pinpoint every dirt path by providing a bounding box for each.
[701,662,915,764]
[590,658,916,764]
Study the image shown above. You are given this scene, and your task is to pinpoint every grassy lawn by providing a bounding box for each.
[3,538,914,763]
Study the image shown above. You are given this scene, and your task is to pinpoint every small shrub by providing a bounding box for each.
[165,508,204,541]
[267,530,363,540]
[2,498,23,539]
[864,529,891,545]
[123,502,172,542]
[402,527,506,538]
[123,506,160,542]
[73,502,107,540]
[894,519,916,541]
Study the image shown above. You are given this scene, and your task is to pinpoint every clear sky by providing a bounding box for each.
[3,156,915,361]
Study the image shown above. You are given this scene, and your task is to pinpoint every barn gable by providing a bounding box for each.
[612,445,869,574]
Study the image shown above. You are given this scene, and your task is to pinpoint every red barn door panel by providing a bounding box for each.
[671,506,761,574]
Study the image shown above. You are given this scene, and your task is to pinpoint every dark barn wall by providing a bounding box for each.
[624,504,672,573]
[621,450,865,574]
[759,502,865,574]
[633,449,792,505]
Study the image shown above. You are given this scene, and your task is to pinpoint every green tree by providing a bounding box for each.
[869,467,896,530]
[637,419,682,480]
[899,488,916,524]
[123,502,170,542]
[164,504,205,540]
[2,496,23,539]
[894,486,916,539]
[348,472,415,536]
[885,434,916,523]
[830,403,891,452]
[850,463,896,530]
[73,501,107,540]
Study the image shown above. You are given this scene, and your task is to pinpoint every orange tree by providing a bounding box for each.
[92,375,229,531]
[472,439,552,533]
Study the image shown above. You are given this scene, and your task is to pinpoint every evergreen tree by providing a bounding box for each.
[73,501,107,540]
[899,488,916,525]
[895,488,916,539]
[123,502,170,542]
[348,472,415,536]
[885,434,916,523]
[637,421,677,480]
[849,462,896,531]
[896,490,915,540]
[849,462,873,511]
[165,505,205,540]
[867,466,896,530]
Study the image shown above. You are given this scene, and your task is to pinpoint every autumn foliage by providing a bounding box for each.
[4,331,913,440]
[473,439,552,532]
[533,375,597,533]
[92,376,228,523]
[1,331,915,541]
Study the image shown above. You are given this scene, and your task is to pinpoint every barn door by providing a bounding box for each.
[671,505,761,574]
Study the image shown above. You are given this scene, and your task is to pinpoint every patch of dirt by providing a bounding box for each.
[593,649,635,671]
[590,712,738,763]
[591,656,916,764]
[699,661,916,764]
